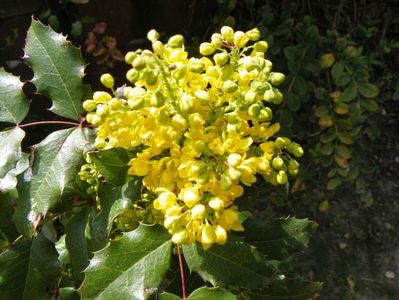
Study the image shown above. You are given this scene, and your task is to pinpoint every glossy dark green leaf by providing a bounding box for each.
[0,233,61,300]
[358,82,379,98]
[159,292,182,300]
[0,192,19,242]
[0,68,29,123]
[58,287,80,300]
[14,128,94,236]
[0,127,28,193]
[65,207,89,283]
[24,19,89,120]
[183,238,274,289]
[188,287,237,299]
[81,224,172,300]
[89,178,141,251]
[91,148,132,186]
[244,278,322,300]
[339,85,357,102]
[243,217,317,260]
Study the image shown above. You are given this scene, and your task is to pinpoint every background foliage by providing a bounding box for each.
[0,0,398,299]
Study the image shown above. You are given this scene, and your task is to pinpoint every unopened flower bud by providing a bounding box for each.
[221,26,234,42]
[246,28,261,41]
[213,52,229,66]
[199,42,215,56]
[168,34,184,48]
[147,29,159,42]
[254,41,268,52]
[125,51,137,64]
[269,72,286,86]
[100,73,114,89]
[222,80,238,93]
[211,33,224,48]
[234,31,249,48]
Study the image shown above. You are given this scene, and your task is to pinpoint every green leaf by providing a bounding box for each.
[14,128,94,236]
[91,148,132,186]
[0,233,61,300]
[243,217,317,260]
[287,94,301,112]
[58,287,80,300]
[89,178,141,251]
[339,85,357,102]
[0,192,19,242]
[0,68,29,123]
[24,19,89,120]
[188,287,237,299]
[159,292,182,300]
[327,178,342,190]
[183,238,274,289]
[320,143,334,155]
[244,278,322,300]
[361,99,379,112]
[81,224,172,300]
[358,82,379,98]
[284,46,297,60]
[305,25,320,42]
[0,127,28,193]
[334,73,351,87]
[331,61,344,79]
[65,207,89,284]
[336,144,352,159]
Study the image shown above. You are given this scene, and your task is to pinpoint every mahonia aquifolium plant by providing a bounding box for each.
[81,26,303,249]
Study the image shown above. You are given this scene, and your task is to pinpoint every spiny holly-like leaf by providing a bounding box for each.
[243,278,323,300]
[183,238,275,289]
[188,287,237,299]
[89,178,141,251]
[0,68,30,123]
[0,127,29,193]
[90,148,132,186]
[0,233,61,300]
[24,19,89,120]
[81,224,172,300]
[65,207,89,284]
[14,127,94,236]
[243,217,317,260]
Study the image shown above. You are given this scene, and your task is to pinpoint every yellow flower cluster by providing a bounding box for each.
[83,26,303,249]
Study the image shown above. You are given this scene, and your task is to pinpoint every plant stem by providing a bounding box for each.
[177,244,187,300]
[17,120,82,128]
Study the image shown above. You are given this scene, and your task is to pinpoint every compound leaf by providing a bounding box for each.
[0,127,28,193]
[188,287,237,299]
[24,19,89,120]
[183,238,274,289]
[81,224,172,300]
[0,68,29,123]
[243,278,322,300]
[14,127,93,236]
[243,217,317,260]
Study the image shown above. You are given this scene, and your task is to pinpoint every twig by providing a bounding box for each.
[17,120,82,128]
[177,244,187,300]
